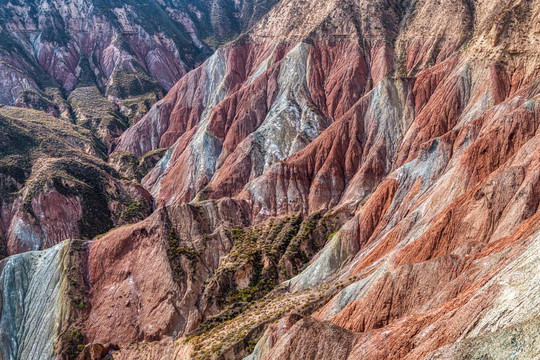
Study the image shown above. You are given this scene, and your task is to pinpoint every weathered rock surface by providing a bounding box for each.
[109,0,540,358]
[0,244,64,360]
[2,0,540,359]
[0,0,278,145]
[0,106,151,259]
[0,240,90,360]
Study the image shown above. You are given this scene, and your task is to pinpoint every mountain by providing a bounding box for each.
[0,0,278,260]
[0,105,153,259]
[1,0,540,359]
[0,0,277,145]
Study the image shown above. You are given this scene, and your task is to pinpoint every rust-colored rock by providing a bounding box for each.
[2,0,540,360]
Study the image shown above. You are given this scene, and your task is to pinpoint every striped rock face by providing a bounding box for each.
[0,0,279,100]
[2,0,540,359]
[0,240,91,360]
[0,244,64,360]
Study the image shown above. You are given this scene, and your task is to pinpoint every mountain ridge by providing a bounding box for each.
[0,0,540,359]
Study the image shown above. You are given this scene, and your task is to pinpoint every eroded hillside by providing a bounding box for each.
[1,0,540,359]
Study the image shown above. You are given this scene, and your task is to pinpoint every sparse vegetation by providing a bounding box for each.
[105,61,163,99]
[0,106,149,239]
[120,200,149,222]
[183,211,342,359]
[63,329,85,360]
[396,55,408,78]
[56,240,92,359]
[187,277,351,360]
[167,227,199,282]
[68,86,129,143]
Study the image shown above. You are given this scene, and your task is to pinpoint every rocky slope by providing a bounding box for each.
[0,105,151,259]
[0,0,278,258]
[0,0,277,145]
[2,0,540,359]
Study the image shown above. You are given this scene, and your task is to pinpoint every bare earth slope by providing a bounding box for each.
[1,0,540,359]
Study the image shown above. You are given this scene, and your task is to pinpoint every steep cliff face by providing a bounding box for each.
[2,0,540,359]
[0,240,91,360]
[0,244,64,360]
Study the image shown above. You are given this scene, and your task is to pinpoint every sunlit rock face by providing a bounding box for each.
[0,242,84,360]
[110,0,540,358]
[2,0,540,359]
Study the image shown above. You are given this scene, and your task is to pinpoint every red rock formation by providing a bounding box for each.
[3,0,540,359]
[94,1,540,358]
[85,199,251,345]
